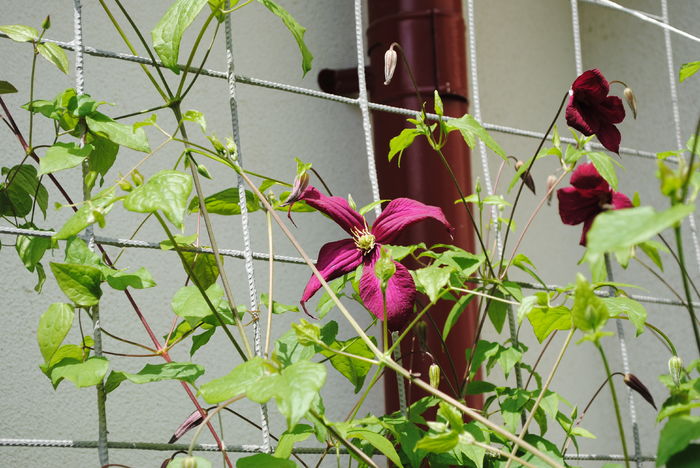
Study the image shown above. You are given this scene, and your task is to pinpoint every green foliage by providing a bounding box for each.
[237,453,295,468]
[124,170,192,228]
[200,356,266,404]
[51,356,109,388]
[388,128,421,164]
[657,416,700,466]
[152,0,209,73]
[50,262,103,307]
[188,188,260,215]
[0,24,39,42]
[171,283,232,326]
[1,165,48,218]
[54,187,118,239]
[680,61,700,83]
[86,111,151,152]
[105,362,204,394]
[257,0,313,76]
[36,42,69,74]
[571,274,609,342]
[37,303,74,363]
[446,114,507,160]
[39,142,93,176]
[0,80,18,94]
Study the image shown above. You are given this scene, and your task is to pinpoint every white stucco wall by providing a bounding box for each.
[0,1,698,467]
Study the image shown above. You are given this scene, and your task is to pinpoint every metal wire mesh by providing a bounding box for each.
[1,0,697,465]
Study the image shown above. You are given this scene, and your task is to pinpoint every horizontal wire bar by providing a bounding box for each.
[2,224,697,309]
[580,0,700,44]
[0,34,662,161]
[0,437,655,461]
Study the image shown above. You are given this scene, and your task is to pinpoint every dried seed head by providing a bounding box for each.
[623,373,657,410]
[515,160,536,194]
[546,174,557,205]
[669,355,683,387]
[429,363,441,388]
[384,44,398,85]
[623,87,637,119]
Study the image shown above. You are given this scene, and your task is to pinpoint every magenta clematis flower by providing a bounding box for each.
[566,69,626,154]
[297,186,453,330]
[557,163,632,246]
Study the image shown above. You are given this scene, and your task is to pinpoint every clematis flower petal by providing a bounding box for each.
[566,99,599,136]
[570,162,610,191]
[300,238,363,312]
[359,250,417,331]
[612,191,633,210]
[580,217,595,246]
[557,186,601,226]
[595,122,622,154]
[571,69,609,102]
[597,96,626,124]
[300,186,365,235]
[371,198,454,244]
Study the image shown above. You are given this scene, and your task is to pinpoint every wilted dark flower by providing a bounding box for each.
[623,373,657,410]
[566,69,626,153]
[557,163,632,245]
[515,159,536,194]
[297,186,453,330]
[168,409,206,444]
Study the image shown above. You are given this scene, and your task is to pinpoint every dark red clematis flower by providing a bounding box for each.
[557,163,632,246]
[297,186,453,330]
[566,69,626,153]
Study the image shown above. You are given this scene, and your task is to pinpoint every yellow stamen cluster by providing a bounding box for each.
[352,227,375,253]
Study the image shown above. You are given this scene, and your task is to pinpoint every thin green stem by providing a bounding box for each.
[347,366,384,421]
[180,21,221,100]
[308,409,379,468]
[382,287,389,353]
[175,13,216,98]
[596,343,630,468]
[154,212,248,361]
[114,103,170,121]
[264,209,274,357]
[505,329,574,468]
[674,225,700,357]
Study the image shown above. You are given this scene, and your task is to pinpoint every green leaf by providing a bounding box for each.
[526,303,572,342]
[571,274,608,334]
[106,267,156,290]
[168,456,212,468]
[200,357,266,404]
[257,0,313,76]
[348,429,404,468]
[487,290,508,333]
[415,431,459,453]
[414,264,451,304]
[16,223,52,272]
[182,251,219,290]
[51,356,109,388]
[388,128,421,164]
[261,294,299,314]
[190,327,215,356]
[667,444,700,468]
[588,151,618,190]
[657,416,700,466]
[680,61,700,83]
[446,114,507,159]
[39,142,93,175]
[50,262,103,307]
[1,164,48,218]
[87,135,119,179]
[0,24,38,42]
[603,296,646,336]
[322,337,376,393]
[188,188,260,215]
[55,187,118,239]
[37,42,70,74]
[586,205,695,258]
[124,170,192,228]
[151,0,209,72]
[274,329,315,367]
[160,233,198,250]
[274,425,313,459]
[248,360,326,428]
[0,80,18,94]
[443,294,474,340]
[183,109,207,132]
[86,111,150,152]
[37,303,74,363]
[172,283,228,326]
[105,362,204,394]
[237,453,296,468]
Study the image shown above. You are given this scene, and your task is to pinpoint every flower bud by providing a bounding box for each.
[225,137,237,157]
[84,170,97,191]
[183,456,198,468]
[131,169,144,187]
[546,174,557,206]
[414,320,428,351]
[384,44,398,85]
[623,87,637,119]
[281,172,309,207]
[118,178,133,192]
[623,373,656,409]
[669,355,683,387]
[515,160,536,194]
[375,247,396,290]
[42,16,51,30]
[429,363,440,388]
[197,163,212,179]
[168,409,206,444]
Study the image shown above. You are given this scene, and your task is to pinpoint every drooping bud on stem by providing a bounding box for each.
[623,373,656,409]
[42,16,51,30]
[668,355,683,387]
[118,178,133,192]
[168,409,206,444]
[375,247,396,292]
[384,43,398,85]
[429,363,441,388]
[546,174,557,206]
[131,169,144,187]
[515,159,536,194]
[623,87,637,119]
[282,171,310,207]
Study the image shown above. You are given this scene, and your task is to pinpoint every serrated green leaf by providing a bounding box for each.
[200,357,266,404]
[0,80,18,94]
[86,111,150,152]
[51,356,108,388]
[37,42,69,74]
[39,142,93,175]
[50,262,103,307]
[124,170,192,228]
[257,0,313,76]
[680,61,700,83]
[446,114,506,159]
[151,0,209,72]
[0,24,38,42]
[37,303,74,363]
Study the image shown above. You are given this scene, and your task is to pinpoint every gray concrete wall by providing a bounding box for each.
[0,0,698,467]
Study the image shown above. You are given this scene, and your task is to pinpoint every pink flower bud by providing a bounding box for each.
[384,45,398,85]
[624,87,637,119]
[546,174,557,206]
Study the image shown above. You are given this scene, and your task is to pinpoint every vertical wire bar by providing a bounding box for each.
[570,0,584,77]
[466,0,523,395]
[223,7,270,453]
[353,0,381,215]
[73,0,108,465]
[661,0,700,272]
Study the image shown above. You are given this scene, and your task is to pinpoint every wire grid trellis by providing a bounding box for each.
[1,0,698,465]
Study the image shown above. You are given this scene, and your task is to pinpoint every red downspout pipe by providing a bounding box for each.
[366,1,483,413]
